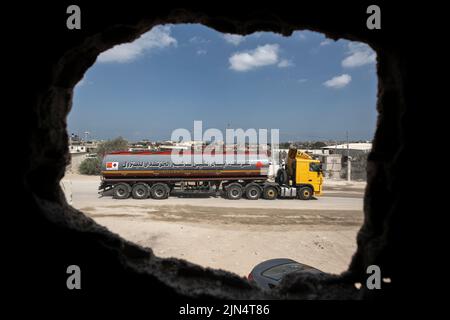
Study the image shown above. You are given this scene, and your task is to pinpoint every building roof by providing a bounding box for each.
[322,142,372,151]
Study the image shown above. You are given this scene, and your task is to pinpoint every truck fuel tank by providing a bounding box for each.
[280,187,297,198]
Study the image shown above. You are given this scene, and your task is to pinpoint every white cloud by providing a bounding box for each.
[296,31,307,40]
[278,59,294,68]
[223,34,245,46]
[341,42,376,68]
[323,74,352,89]
[249,32,263,38]
[196,49,207,55]
[97,25,177,63]
[297,78,308,84]
[189,36,210,44]
[320,39,332,46]
[229,44,280,71]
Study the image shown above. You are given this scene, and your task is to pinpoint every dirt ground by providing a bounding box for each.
[61,173,365,276]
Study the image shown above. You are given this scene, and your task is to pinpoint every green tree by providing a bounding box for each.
[79,157,102,175]
[96,137,128,158]
[78,137,128,175]
[311,141,327,149]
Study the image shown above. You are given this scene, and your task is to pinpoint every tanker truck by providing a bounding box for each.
[98,148,323,200]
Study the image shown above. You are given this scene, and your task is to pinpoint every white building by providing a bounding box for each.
[69,145,87,154]
[322,142,372,152]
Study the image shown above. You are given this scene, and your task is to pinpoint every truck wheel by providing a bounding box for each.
[226,183,243,200]
[132,183,150,199]
[245,185,261,200]
[150,183,169,199]
[298,187,313,200]
[113,183,131,199]
[263,186,278,200]
[276,169,288,185]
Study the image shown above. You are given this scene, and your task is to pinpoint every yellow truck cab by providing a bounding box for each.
[277,148,323,200]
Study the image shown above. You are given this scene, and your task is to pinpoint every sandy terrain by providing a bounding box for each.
[62,173,365,276]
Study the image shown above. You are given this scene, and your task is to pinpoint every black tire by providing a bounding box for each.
[150,183,169,199]
[226,183,243,200]
[298,186,313,200]
[113,183,131,199]
[276,168,288,185]
[245,184,261,200]
[263,186,278,200]
[131,183,150,199]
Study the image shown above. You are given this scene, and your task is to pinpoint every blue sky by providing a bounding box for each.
[69,24,377,142]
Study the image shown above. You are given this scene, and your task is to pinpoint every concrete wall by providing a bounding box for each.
[20,2,429,300]
[320,154,342,179]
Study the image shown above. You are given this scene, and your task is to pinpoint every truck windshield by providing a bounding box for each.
[309,163,322,172]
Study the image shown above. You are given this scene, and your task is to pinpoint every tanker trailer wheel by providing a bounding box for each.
[150,183,169,199]
[298,186,313,200]
[131,183,150,199]
[226,183,243,200]
[245,184,261,200]
[113,183,131,199]
[263,186,278,200]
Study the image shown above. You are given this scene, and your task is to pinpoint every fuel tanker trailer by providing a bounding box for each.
[98,148,323,200]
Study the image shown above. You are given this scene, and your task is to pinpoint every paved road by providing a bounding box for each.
[66,177,364,213]
[61,174,365,275]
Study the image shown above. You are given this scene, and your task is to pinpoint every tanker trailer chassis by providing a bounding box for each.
[99,177,280,200]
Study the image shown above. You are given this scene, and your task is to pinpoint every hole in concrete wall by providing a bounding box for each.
[63,23,377,280]
[24,1,422,299]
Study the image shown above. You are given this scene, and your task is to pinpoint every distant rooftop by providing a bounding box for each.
[322,142,372,151]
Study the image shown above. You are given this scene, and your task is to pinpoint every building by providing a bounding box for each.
[322,142,372,153]
[68,133,102,173]
[69,145,86,154]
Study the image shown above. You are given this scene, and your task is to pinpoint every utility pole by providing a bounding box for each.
[346,131,351,182]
